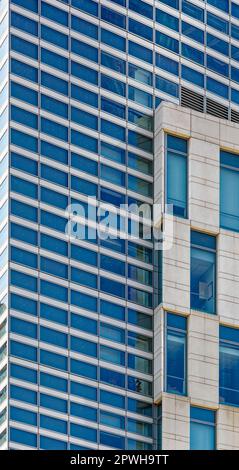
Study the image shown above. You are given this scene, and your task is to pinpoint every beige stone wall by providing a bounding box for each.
[154,102,239,449]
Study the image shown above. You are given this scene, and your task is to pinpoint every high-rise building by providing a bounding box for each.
[0,0,239,451]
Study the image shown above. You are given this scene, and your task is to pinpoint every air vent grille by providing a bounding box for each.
[206,98,228,120]
[181,87,204,113]
[231,109,239,124]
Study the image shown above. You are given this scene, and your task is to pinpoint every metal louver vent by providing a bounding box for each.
[181,87,204,113]
[231,109,239,124]
[206,98,228,120]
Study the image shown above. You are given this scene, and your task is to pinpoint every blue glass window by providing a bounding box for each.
[11,340,37,361]
[220,326,239,407]
[11,59,38,83]
[41,2,68,26]
[41,140,68,165]
[156,54,179,76]
[40,303,67,325]
[71,107,98,130]
[40,393,67,413]
[71,336,97,357]
[40,326,68,348]
[182,22,204,43]
[71,381,97,400]
[40,436,67,450]
[129,18,153,41]
[182,65,204,87]
[182,43,204,65]
[129,0,153,19]
[207,33,229,56]
[191,231,216,314]
[232,88,239,105]
[166,313,187,395]
[207,77,228,99]
[11,175,38,199]
[100,277,125,298]
[71,290,97,312]
[128,86,152,108]
[41,163,68,187]
[40,372,67,392]
[128,63,152,85]
[11,270,37,292]
[10,385,37,404]
[11,0,38,13]
[101,6,126,29]
[101,119,125,141]
[11,245,37,268]
[71,16,98,39]
[71,38,98,63]
[11,12,38,36]
[207,0,229,13]
[71,402,97,422]
[11,292,37,316]
[71,358,97,379]
[41,25,68,49]
[41,48,68,73]
[232,2,239,19]
[101,97,125,119]
[10,406,37,426]
[10,428,37,447]
[40,257,68,280]
[41,71,68,96]
[71,267,97,289]
[11,317,37,339]
[129,41,153,64]
[100,345,125,366]
[156,76,178,97]
[207,12,229,34]
[101,74,126,97]
[190,407,216,450]
[166,134,188,218]
[220,150,239,232]
[11,105,38,129]
[10,364,37,384]
[11,35,38,59]
[70,423,97,442]
[232,23,239,40]
[41,117,68,141]
[40,414,67,434]
[11,82,38,106]
[71,312,97,335]
[40,349,68,371]
[41,95,68,119]
[156,32,179,53]
[101,28,126,52]
[40,279,68,302]
[100,367,125,388]
[100,389,125,408]
[232,45,239,61]
[101,51,126,75]
[159,0,179,8]
[156,10,179,32]
[71,84,98,108]
[72,0,98,16]
[100,299,125,321]
[207,55,229,77]
[182,0,204,22]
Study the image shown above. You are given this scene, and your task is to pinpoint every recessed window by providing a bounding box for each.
[166,134,188,218]
[190,407,216,450]
[220,150,239,232]
[191,231,216,314]
[165,312,187,395]
[220,326,239,407]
